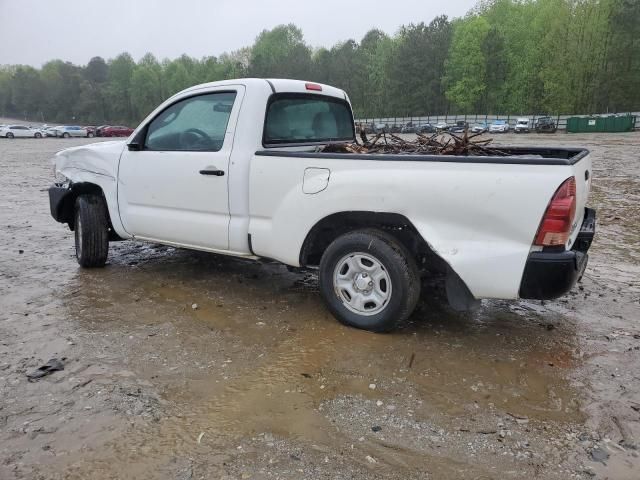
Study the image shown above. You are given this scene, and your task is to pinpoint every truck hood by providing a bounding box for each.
[53,140,126,179]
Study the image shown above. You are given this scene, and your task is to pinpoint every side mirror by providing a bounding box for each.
[127,128,146,151]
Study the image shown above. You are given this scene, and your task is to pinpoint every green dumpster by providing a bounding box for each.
[567,115,636,133]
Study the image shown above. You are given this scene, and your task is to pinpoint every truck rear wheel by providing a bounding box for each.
[74,194,109,268]
[318,230,420,332]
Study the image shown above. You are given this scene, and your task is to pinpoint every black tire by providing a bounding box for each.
[62,132,70,138]
[34,132,42,138]
[6,132,14,139]
[87,132,94,138]
[318,229,420,332]
[74,194,109,268]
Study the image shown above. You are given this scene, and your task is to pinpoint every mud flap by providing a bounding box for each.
[48,185,73,223]
[446,268,481,312]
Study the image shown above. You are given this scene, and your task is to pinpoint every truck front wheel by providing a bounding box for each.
[74,194,109,268]
[318,230,420,332]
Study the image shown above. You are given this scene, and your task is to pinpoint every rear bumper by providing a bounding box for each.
[519,207,596,299]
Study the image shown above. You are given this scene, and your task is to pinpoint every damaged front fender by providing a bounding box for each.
[49,140,130,239]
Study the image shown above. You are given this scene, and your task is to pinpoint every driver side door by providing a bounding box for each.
[117,87,243,251]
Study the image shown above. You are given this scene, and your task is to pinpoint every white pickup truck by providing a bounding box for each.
[49,78,596,332]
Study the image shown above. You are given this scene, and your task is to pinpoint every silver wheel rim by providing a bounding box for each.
[333,252,392,316]
[76,214,82,259]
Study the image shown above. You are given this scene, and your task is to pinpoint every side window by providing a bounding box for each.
[145,92,237,152]
[264,93,355,146]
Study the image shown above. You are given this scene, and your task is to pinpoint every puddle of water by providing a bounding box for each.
[56,245,584,476]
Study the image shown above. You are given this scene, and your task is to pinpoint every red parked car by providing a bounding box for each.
[100,125,134,137]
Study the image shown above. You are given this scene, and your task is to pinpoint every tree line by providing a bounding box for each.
[0,0,638,125]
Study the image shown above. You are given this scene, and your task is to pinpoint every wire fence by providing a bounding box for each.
[355,112,640,131]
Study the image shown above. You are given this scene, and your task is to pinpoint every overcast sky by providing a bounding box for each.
[0,0,476,67]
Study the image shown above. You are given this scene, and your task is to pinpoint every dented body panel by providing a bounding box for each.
[53,140,130,238]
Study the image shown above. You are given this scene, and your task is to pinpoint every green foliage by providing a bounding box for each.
[1,2,639,124]
[249,24,311,79]
[444,16,490,112]
[388,17,453,116]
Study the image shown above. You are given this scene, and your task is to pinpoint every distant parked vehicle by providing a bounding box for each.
[54,126,90,138]
[401,122,417,134]
[0,125,43,138]
[100,125,134,137]
[471,122,488,133]
[84,126,96,136]
[43,126,59,137]
[450,121,469,133]
[418,123,435,134]
[95,125,111,137]
[435,122,449,132]
[489,120,509,133]
[28,126,45,138]
[535,116,557,133]
[514,118,530,133]
[363,123,375,134]
[373,123,388,133]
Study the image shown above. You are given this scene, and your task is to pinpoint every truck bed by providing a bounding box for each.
[255,146,589,166]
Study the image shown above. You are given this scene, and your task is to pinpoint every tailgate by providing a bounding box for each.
[567,152,592,249]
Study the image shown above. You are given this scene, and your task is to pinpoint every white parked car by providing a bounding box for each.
[470,123,488,133]
[489,120,510,133]
[43,127,59,137]
[0,124,44,138]
[48,79,596,332]
[514,118,531,133]
[54,126,90,138]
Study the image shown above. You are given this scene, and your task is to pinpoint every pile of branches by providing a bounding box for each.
[322,128,509,156]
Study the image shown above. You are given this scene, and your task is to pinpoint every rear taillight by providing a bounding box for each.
[534,177,577,247]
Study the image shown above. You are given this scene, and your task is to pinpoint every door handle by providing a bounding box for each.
[199,169,225,176]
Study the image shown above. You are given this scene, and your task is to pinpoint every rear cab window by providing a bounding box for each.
[263,93,354,147]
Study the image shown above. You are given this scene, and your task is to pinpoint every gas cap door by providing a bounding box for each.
[302,168,330,194]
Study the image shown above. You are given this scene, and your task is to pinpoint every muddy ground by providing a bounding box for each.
[0,132,638,480]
